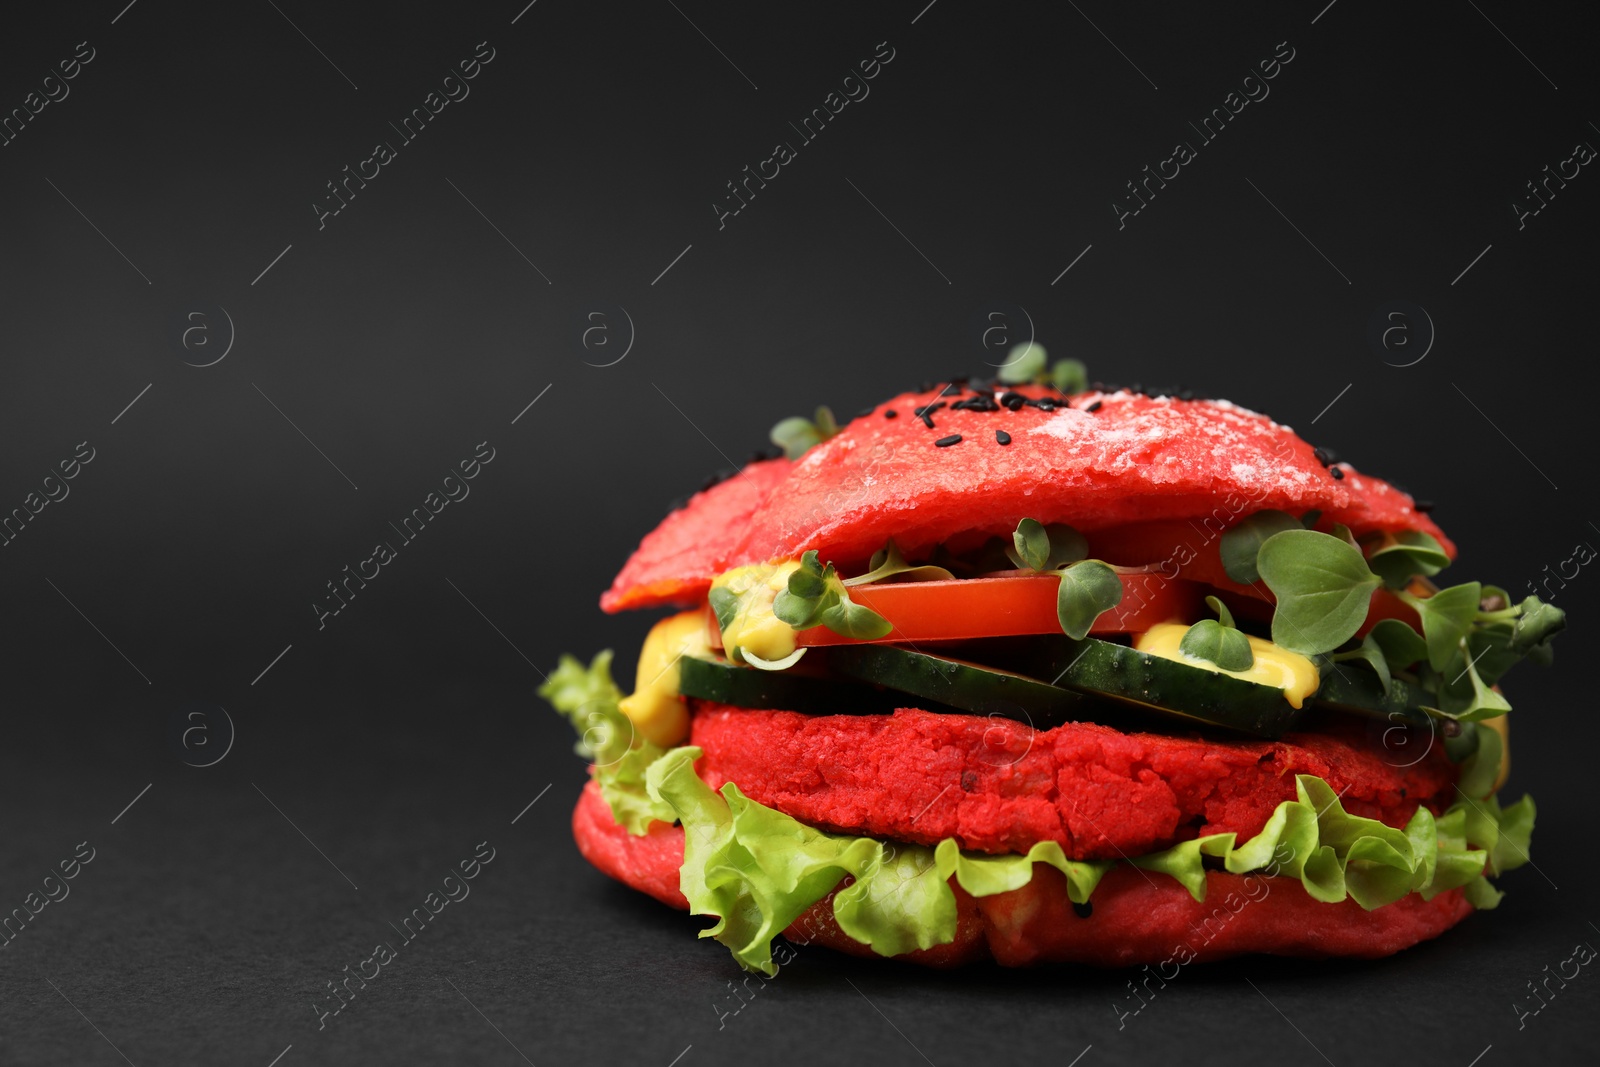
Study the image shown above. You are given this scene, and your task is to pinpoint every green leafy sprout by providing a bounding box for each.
[843,539,956,587]
[995,343,1088,394]
[1008,518,1123,640]
[769,406,840,460]
[1180,595,1254,672]
[1222,516,1565,726]
[773,551,894,642]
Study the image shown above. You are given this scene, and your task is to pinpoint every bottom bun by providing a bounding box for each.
[573,780,1475,967]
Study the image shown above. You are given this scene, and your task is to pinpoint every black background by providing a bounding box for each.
[2,1,1597,1064]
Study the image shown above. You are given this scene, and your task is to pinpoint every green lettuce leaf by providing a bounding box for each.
[1133,833,1237,899]
[1130,775,1498,911]
[636,746,1530,971]
[936,838,1113,904]
[1456,723,1503,799]
[536,650,674,833]
[538,651,628,762]
[594,730,676,834]
[549,668,1533,970]
[1463,876,1505,909]
[645,747,952,975]
[1422,806,1483,899]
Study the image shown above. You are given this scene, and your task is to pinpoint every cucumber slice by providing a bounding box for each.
[686,639,1307,738]
[826,644,1094,725]
[1310,665,1434,729]
[1021,636,1305,738]
[677,653,909,715]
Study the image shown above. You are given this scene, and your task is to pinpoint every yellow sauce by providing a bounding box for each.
[708,560,804,663]
[1135,622,1320,709]
[616,610,707,747]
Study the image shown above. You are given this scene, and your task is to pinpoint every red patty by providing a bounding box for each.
[571,780,1475,966]
[690,704,1457,860]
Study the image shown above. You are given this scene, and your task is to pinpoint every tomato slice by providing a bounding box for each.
[707,572,1203,649]
[1356,586,1424,637]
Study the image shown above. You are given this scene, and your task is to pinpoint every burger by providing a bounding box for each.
[540,359,1561,975]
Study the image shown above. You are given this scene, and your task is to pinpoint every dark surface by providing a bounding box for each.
[2,2,1597,1064]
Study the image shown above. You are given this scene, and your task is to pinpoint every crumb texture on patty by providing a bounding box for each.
[690,705,1458,860]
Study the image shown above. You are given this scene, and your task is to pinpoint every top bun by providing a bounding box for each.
[604,385,1446,613]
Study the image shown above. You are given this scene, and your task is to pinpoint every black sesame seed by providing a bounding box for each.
[914,400,947,429]
[1072,901,1093,920]
[856,406,875,419]
[1000,391,1027,410]
[1330,466,1345,480]
[935,434,962,447]
[995,430,1011,445]
[1085,400,1103,413]
[884,409,898,419]
[1178,389,1195,401]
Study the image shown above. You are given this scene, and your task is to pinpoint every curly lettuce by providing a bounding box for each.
[1129,772,1524,910]
[636,742,1531,975]
[538,651,674,834]
[543,660,1534,974]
